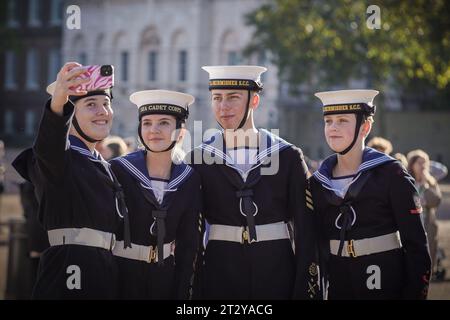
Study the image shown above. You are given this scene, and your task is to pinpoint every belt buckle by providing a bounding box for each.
[148,245,157,263]
[109,234,116,251]
[347,239,357,258]
[241,228,249,244]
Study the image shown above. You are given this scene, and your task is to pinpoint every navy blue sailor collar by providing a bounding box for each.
[113,149,193,192]
[313,147,396,190]
[198,128,292,174]
[69,135,103,161]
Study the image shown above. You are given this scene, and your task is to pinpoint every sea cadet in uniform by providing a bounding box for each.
[310,89,431,299]
[12,62,130,299]
[187,65,319,299]
[110,90,202,299]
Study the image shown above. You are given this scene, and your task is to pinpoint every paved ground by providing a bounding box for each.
[0,148,449,299]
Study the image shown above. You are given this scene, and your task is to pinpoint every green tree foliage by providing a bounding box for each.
[246,0,449,107]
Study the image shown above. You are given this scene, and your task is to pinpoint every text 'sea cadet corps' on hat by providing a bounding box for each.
[129,89,195,152]
[202,65,267,130]
[315,89,379,155]
[46,81,113,143]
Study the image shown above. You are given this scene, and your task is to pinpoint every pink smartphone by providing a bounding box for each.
[74,65,114,91]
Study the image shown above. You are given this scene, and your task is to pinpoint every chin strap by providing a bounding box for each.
[215,90,252,132]
[235,90,252,131]
[72,116,102,143]
[69,90,113,143]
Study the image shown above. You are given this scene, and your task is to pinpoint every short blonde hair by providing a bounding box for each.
[102,136,128,157]
[394,152,408,168]
[407,149,437,187]
[367,136,393,155]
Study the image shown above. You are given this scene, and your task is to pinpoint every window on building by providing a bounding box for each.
[78,52,87,66]
[28,0,41,27]
[7,0,19,28]
[148,51,158,82]
[25,111,36,135]
[178,50,187,82]
[4,51,17,90]
[48,48,61,83]
[50,0,63,26]
[121,51,129,82]
[227,51,240,65]
[26,49,39,90]
[4,110,15,135]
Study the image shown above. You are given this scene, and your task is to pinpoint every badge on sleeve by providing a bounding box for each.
[410,194,423,214]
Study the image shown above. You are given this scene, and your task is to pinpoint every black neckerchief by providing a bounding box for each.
[219,163,262,243]
[137,181,170,266]
[321,170,373,256]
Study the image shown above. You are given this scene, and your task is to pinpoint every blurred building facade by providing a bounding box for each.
[1,0,449,167]
[0,0,64,146]
[61,0,279,148]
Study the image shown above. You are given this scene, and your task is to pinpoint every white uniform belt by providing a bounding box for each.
[330,231,402,258]
[112,241,175,263]
[209,222,290,244]
[48,228,116,251]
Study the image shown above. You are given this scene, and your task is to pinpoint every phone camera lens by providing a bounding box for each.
[101,65,112,76]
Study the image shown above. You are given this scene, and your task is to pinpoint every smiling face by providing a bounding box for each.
[211,89,258,130]
[140,114,179,152]
[73,95,113,141]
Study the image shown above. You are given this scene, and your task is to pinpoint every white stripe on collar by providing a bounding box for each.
[199,143,255,178]
[199,129,291,169]
[168,165,192,189]
[116,157,153,187]
[70,145,95,158]
[358,156,391,171]
[201,144,233,163]
[115,157,192,192]
[313,152,394,190]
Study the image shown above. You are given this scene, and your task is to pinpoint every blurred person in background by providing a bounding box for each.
[407,149,442,279]
[123,136,138,153]
[429,160,448,182]
[0,140,5,196]
[97,135,128,160]
[394,153,408,169]
[367,136,393,155]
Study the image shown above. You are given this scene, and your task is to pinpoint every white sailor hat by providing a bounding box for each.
[129,89,195,120]
[202,65,267,91]
[46,81,113,102]
[314,89,379,116]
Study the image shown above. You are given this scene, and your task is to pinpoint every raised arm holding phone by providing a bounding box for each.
[12,62,130,299]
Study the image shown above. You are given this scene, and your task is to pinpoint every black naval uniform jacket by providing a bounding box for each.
[12,101,124,299]
[187,129,319,300]
[110,150,202,299]
[310,147,431,300]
